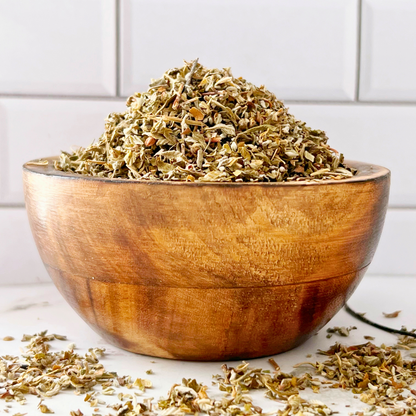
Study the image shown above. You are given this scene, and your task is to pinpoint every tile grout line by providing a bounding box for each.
[387,206,416,210]
[366,273,416,278]
[0,204,26,209]
[115,0,121,98]
[355,0,363,101]
[0,94,126,101]
[1,93,416,107]
[265,100,416,107]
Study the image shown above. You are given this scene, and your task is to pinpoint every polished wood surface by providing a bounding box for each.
[23,158,390,360]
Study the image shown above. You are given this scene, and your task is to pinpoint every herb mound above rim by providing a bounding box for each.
[55,60,356,183]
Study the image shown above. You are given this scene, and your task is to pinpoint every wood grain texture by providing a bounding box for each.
[23,158,390,360]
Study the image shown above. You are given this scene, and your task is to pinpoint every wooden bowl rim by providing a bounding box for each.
[23,157,390,187]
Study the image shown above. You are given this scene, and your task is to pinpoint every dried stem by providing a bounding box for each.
[345,304,416,338]
[172,83,184,110]
[185,58,199,87]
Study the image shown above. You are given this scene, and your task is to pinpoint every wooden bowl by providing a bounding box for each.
[23,158,390,361]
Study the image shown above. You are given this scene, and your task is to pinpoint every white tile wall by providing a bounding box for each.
[0,0,117,97]
[0,208,48,285]
[1,0,416,283]
[360,0,416,102]
[290,103,416,207]
[0,98,126,204]
[120,0,358,101]
[368,209,416,276]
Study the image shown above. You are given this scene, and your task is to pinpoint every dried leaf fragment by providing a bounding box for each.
[189,107,204,121]
[3,336,14,341]
[133,378,152,391]
[268,358,280,371]
[26,159,48,166]
[326,326,357,337]
[144,137,157,147]
[52,334,67,340]
[38,404,54,413]
[383,310,401,318]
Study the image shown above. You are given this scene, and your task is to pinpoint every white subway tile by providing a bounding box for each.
[0,0,116,96]
[368,209,416,275]
[0,208,49,285]
[0,98,126,204]
[120,0,358,101]
[360,0,416,102]
[289,103,416,207]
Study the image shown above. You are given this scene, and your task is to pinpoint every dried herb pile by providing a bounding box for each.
[0,331,152,415]
[298,342,416,414]
[1,331,416,416]
[55,60,355,182]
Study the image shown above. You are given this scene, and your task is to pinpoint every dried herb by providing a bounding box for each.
[383,310,402,318]
[277,395,333,416]
[296,342,416,412]
[158,374,330,416]
[26,159,48,166]
[55,60,355,183]
[326,325,357,338]
[0,331,115,405]
[395,327,416,350]
[2,330,416,416]
[133,378,152,392]
[38,401,54,413]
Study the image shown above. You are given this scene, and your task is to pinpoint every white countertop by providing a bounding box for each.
[0,276,415,416]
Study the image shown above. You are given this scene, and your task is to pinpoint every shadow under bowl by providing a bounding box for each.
[23,158,390,361]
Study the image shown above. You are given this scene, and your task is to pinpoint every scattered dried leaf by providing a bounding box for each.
[383,310,401,318]
[26,159,48,166]
[326,326,357,337]
[2,336,14,341]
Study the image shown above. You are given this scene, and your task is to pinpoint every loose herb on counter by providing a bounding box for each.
[1,330,416,416]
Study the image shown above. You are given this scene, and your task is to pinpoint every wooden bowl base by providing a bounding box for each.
[47,265,366,360]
